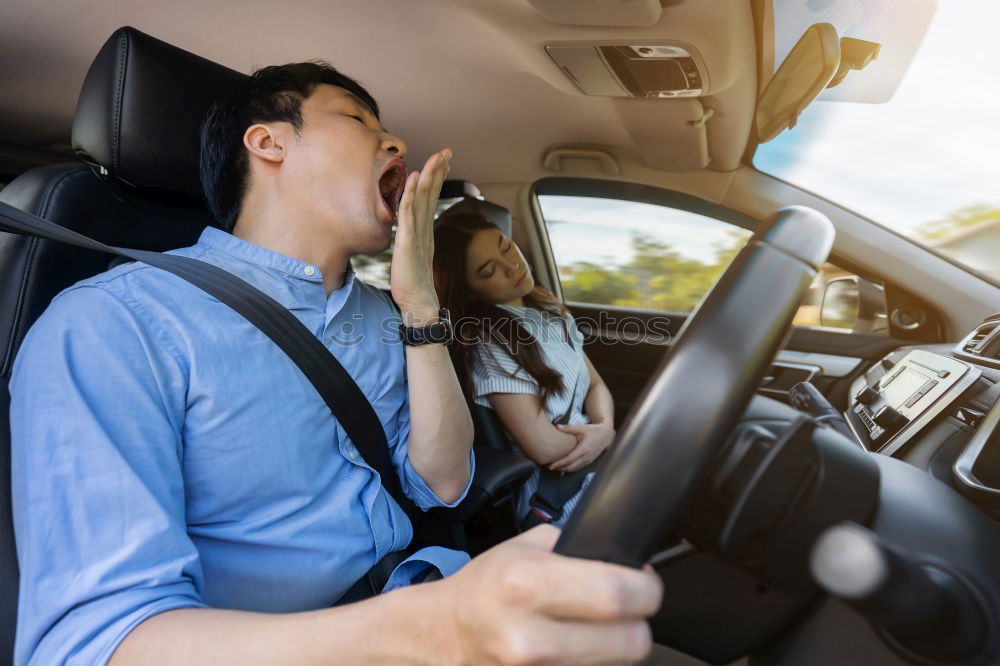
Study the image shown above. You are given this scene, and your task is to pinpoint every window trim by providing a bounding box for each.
[532,177,760,233]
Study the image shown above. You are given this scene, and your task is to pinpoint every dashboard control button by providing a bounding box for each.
[882,369,903,387]
[855,386,880,405]
[873,405,908,434]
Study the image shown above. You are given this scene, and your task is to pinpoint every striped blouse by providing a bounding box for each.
[469,305,593,526]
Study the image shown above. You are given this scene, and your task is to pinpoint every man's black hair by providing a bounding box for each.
[199,62,380,232]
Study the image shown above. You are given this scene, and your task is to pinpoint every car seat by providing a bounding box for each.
[0,26,244,664]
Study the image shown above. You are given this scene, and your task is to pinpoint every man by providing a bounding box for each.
[11,62,662,665]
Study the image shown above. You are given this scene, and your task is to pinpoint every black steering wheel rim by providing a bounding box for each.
[555,206,835,567]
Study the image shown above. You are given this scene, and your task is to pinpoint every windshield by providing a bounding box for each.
[754,0,1000,280]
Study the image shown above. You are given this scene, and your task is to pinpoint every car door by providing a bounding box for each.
[531,177,925,424]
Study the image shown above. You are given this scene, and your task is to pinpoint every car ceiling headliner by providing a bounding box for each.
[0,0,757,185]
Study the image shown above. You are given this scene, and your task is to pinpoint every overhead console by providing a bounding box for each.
[546,42,709,98]
[847,349,981,455]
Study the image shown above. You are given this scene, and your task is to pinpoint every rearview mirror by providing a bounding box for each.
[755,22,841,143]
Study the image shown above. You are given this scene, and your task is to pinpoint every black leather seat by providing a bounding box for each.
[0,26,244,664]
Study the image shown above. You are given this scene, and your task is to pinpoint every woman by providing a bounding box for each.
[433,213,615,527]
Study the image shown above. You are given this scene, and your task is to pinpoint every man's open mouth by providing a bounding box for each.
[378,159,407,221]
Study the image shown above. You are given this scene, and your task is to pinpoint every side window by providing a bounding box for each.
[536,184,887,334]
[537,193,752,314]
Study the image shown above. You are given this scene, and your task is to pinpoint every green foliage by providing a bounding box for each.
[561,230,750,312]
[562,261,640,307]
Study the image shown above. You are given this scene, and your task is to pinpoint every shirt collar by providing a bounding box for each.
[197,226,355,284]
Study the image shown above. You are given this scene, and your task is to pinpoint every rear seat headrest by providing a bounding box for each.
[438,197,513,237]
[71,26,246,197]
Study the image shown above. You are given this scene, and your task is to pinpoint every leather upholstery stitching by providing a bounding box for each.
[1,168,89,376]
[112,32,129,174]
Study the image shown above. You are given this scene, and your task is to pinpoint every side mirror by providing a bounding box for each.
[755,22,841,143]
[821,276,887,333]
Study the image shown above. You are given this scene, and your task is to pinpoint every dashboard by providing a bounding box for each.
[844,315,1000,520]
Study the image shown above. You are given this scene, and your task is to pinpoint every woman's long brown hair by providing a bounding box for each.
[433,212,569,407]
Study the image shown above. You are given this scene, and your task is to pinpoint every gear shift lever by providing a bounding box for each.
[811,522,989,663]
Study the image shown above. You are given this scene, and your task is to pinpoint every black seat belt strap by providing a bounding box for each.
[0,200,415,516]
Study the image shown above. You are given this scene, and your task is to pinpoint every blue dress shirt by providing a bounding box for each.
[10,227,473,665]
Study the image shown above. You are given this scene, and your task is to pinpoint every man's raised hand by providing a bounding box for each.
[391,148,452,324]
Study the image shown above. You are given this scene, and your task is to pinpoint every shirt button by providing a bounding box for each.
[303,266,316,276]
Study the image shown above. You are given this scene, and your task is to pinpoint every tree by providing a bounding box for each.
[560,229,751,312]
[627,231,749,312]
[562,261,639,307]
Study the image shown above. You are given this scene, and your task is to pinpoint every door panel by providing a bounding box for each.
[570,303,679,427]
[571,303,907,420]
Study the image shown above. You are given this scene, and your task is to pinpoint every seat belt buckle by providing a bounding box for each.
[528,492,563,523]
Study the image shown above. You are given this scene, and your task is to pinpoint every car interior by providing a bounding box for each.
[1,1,999,665]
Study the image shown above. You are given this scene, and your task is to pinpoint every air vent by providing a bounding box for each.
[964,324,995,353]
[960,314,1000,360]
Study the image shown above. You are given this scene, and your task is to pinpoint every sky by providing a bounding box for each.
[541,195,750,267]
[755,0,1000,239]
[546,0,999,273]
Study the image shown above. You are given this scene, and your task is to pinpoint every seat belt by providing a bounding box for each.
[0,200,417,518]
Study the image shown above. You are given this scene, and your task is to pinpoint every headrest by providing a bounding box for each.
[438,197,513,237]
[72,26,246,196]
[440,180,482,199]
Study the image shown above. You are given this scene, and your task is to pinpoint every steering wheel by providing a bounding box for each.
[555,206,835,567]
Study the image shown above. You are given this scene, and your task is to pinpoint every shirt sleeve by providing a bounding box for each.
[469,342,539,401]
[10,286,206,666]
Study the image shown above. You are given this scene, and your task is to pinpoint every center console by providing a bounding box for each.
[847,349,981,455]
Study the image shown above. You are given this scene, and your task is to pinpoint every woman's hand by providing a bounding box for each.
[390,148,452,323]
[548,420,615,473]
